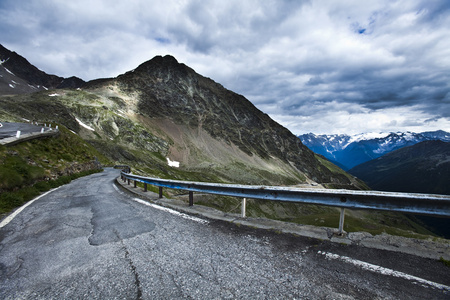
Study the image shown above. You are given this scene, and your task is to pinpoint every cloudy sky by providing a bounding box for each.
[1,0,450,135]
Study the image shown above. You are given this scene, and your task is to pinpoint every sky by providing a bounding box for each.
[1,0,450,135]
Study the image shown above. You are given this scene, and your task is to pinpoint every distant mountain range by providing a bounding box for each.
[299,131,450,170]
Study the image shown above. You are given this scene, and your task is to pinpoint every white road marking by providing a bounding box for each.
[318,251,450,292]
[133,198,209,224]
[0,188,60,228]
[113,183,209,224]
[113,183,124,194]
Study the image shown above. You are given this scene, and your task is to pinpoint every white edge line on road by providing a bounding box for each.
[318,251,450,292]
[0,187,60,228]
[132,198,209,225]
[112,183,208,225]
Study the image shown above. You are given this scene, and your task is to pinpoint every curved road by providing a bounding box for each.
[0,122,50,139]
[0,169,449,299]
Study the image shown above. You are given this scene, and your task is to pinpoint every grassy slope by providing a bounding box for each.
[0,124,111,214]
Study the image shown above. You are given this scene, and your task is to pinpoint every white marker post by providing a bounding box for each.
[16,131,21,138]
[241,198,247,218]
[338,208,345,235]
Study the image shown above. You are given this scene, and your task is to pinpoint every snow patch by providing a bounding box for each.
[167,157,180,168]
[75,117,95,131]
[116,109,127,118]
[48,93,60,97]
[9,84,14,88]
[348,132,390,144]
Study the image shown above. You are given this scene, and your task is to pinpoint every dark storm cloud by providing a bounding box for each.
[0,0,449,134]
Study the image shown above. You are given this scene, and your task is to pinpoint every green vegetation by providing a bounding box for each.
[187,194,438,239]
[439,257,450,267]
[0,124,111,214]
[195,195,242,214]
[315,154,370,190]
[0,169,102,213]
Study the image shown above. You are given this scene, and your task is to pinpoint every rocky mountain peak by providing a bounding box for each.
[112,55,366,188]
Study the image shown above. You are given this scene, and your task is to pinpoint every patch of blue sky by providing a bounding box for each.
[155,37,170,44]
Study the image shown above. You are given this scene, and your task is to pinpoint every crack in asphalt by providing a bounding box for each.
[115,230,143,300]
[6,256,24,277]
[87,207,95,246]
[150,257,185,297]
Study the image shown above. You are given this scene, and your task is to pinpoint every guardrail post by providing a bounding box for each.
[144,183,147,192]
[127,179,130,185]
[338,208,345,235]
[189,191,194,206]
[241,198,246,217]
[134,180,137,188]
[159,187,163,198]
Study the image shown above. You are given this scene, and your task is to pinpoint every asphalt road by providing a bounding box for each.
[0,168,449,299]
[0,122,49,139]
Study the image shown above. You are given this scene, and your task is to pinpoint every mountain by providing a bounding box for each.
[348,140,450,195]
[299,131,450,170]
[348,140,450,238]
[0,44,85,94]
[4,45,446,238]
[0,46,365,189]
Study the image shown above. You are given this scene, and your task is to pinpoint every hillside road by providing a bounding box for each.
[0,122,49,139]
[0,168,449,299]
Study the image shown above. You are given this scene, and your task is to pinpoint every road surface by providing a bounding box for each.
[0,122,50,139]
[0,168,449,299]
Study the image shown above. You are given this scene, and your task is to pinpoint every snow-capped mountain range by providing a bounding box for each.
[298,130,450,170]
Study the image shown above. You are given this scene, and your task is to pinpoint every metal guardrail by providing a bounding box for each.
[118,168,450,234]
[0,122,59,146]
